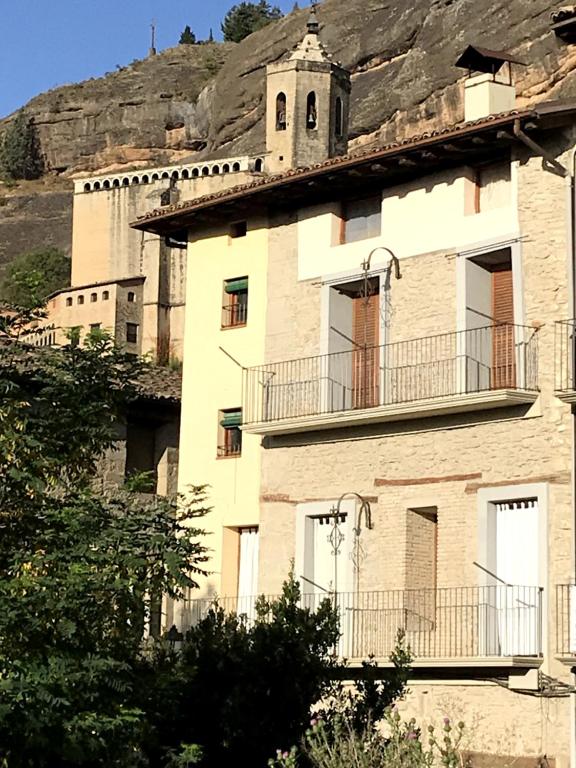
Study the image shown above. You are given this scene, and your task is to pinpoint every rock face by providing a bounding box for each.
[1,0,575,269]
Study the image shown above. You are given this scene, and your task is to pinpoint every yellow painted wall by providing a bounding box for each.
[177,216,268,601]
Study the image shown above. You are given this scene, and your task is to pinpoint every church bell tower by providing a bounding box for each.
[265,7,351,173]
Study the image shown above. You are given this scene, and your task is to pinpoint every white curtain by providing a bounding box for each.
[237,528,259,619]
[495,500,540,656]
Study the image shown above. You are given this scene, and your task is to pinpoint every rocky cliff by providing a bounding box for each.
[1,0,575,272]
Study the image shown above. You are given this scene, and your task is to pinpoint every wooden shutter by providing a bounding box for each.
[492,267,515,388]
[352,292,380,408]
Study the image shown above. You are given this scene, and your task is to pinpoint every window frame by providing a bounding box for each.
[339,195,382,244]
[217,408,243,458]
[222,277,249,329]
[126,322,139,344]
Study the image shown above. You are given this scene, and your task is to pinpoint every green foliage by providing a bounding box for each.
[269,712,467,768]
[0,110,44,180]
[180,25,197,44]
[0,312,209,767]
[138,575,341,767]
[0,247,70,310]
[221,0,283,42]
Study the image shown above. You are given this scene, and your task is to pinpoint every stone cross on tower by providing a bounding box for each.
[265,4,351,173]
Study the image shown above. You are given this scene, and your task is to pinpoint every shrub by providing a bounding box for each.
[221,1,283,43]
[0,110,44,180]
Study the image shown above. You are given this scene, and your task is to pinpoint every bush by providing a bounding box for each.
[221,0,283,42]
[0,110,44,180]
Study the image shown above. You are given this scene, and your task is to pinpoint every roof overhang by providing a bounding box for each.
[132,103,576,236]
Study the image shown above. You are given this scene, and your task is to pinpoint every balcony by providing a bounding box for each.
[555,584,576,660]
[180,586,543,666]
[555,320,576,402]
[243,324,539,434]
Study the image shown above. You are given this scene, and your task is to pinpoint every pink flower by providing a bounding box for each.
[407,732,417,740]
[443,717,450,725]
[283,752,289,759]
[310,719,318,727]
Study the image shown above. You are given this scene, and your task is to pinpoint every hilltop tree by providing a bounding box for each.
[221,0,283,43]
[0,247,70,309]
[179,25,196,44]
[0,110,44,181]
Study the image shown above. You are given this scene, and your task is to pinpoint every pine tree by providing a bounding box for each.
[0,110,44,181]
[179,25,196,44]
[221,1,283,43]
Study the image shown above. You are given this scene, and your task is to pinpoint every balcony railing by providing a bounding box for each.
[556,584,576,657]
[243,324,539,426]
[180,585,543,660]
[555,320,576,393]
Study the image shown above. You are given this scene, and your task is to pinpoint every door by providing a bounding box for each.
[237,527,259,620]
[352,291,380,409]
[495,500,540,655]
[492,267,516,388]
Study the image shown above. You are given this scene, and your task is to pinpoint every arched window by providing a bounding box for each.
[90,292,97,303]
[232,162,241,172]
[192,168,200,178]
[254,158,263,173]
[182,169,190,180]
[77,295,84,305]
[276,92,287,131]
[335,96,343,138]
[127,291,136,303]
[84,183,91,192]
[306,92,317,130]
[66,297,72,307]
[103,180,111,189]
[94,182,101,191]
[172,170,179,180]
[112,179,120,188]
[132,176,140,184]
[202,166,210,176]
[102,290,110,301]
[161,172,169,180]
[122,177,129,186]
[142,175,150,183]
[212,165,220,175]
[152,173,159,181]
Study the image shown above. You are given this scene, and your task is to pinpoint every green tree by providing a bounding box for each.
[221,0,283,42]
[0,318,210,766]
[180,25,197,44]
[0,110,44,180]
[0,247,70,309]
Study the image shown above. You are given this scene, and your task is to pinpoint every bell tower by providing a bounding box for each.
[265,7,351,173]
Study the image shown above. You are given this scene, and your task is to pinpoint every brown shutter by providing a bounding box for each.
[492,267,515,388]
[352,292,380,408]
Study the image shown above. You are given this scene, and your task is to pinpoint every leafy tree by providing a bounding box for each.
[221,0,283,43]
[180,25,197,44]
[0,246,70,309]
[0,317,209,766]
[0,109,44,180]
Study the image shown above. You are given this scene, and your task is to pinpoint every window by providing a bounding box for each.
[467,160,511,215]
[218,408,242,457]
[102,290,109,301]
[90,292,97,303]
[340,196,381,244]
[127,291,136,303]
[276,92,287,131]
[229,221,247,239]
[126,322,138,344]
[254,158,263,173]
[77,295,84,305]
[335,96,344,138]
[222,277,248,328]
[65,297,72,307]
[306,92,317,130]
[89,323,101,332]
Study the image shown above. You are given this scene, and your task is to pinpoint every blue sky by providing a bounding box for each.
[0,0,297,119]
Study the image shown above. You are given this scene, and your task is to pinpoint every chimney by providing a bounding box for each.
[455,45,525,122]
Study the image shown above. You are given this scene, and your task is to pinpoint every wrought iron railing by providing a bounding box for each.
[222,302,248,328]
[555,320,576,392]
[180,585,543,659]
[243,324,539,425]
[555,584,576,656]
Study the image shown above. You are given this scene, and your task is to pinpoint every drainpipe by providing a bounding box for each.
[514,119,576,768]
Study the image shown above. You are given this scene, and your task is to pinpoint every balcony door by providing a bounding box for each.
[352,288,380,409]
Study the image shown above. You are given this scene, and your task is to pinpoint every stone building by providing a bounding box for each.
[134,12,576,766]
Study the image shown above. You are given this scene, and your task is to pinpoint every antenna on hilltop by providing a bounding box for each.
[149,20,157,57]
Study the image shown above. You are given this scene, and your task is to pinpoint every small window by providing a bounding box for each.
[276,92,287,131]
[77,295,84,305]
[232,162,241,172]
[229,221,247,239]
[65,297,72,307]
[127,291,136,303]
[90,292,97,303]
[254,158,263,173]
[222,277,248,328]
[89,323,101,331]
[126,323,138,344]
[341,196,382,244]
[335,96,344,138]
[218,408,242,458]
[306,91,317,130]
[471,160,512,215]
[102,291,110,301]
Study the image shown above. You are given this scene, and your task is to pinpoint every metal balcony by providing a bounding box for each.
[555,320,576,401]
[180,585,543,664]
[555,584,576,659]
[243,324,539,434]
